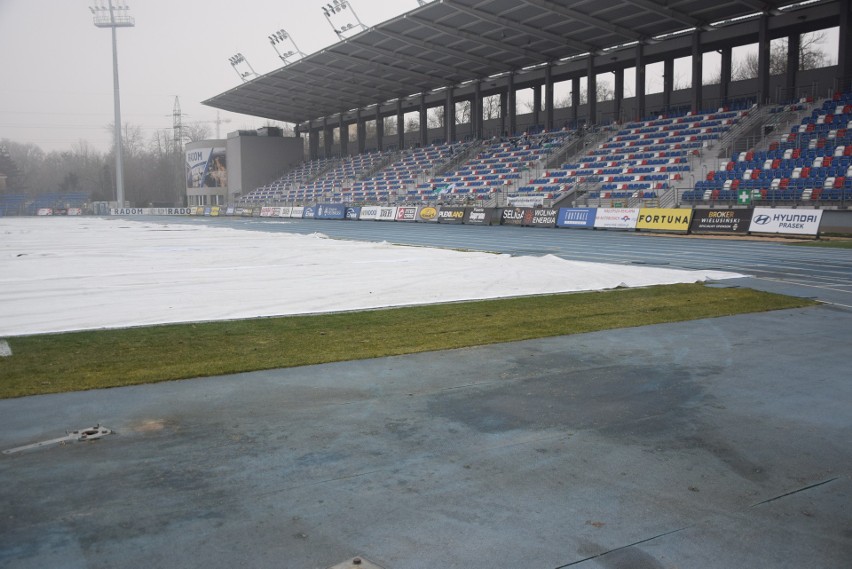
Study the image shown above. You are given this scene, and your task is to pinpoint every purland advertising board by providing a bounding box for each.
[748,207,823,235]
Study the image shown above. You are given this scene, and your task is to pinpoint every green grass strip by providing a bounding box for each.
[0,283,814,399]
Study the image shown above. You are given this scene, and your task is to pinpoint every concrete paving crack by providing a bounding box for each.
[749,477,839,508]
[553,527,689,568]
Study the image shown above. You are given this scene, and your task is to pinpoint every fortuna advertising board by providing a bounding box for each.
[416,206,439,222]
[748,207,823,235]
[690,208,753,233]
[360,206,380,220]
[593,208,640,230]
[557,208,597,228]
[636,208,693,232]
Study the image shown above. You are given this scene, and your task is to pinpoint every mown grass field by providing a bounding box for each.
[0,283,815,399]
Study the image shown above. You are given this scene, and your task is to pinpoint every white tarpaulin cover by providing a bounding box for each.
[0,218,742,336]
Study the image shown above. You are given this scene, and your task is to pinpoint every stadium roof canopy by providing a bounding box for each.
[202,0,809,125]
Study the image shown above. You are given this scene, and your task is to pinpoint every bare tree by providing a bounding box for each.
[732,31,829,80]
[183,122,212,143]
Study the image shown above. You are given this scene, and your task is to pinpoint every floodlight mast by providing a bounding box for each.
[228,53,258,82]
[268,29,306,64]
[90,0,134,208]
[321,1,368,40]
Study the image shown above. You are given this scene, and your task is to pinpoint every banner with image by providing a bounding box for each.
[185,147,227,189]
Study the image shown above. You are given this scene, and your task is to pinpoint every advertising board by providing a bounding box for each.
[593,208,640,230]
[416,206,439,222]
[290,206,305,218]
[377,207,397,221]
[464,207,497,225]
[748,207,823,235]
[345,207,361,220]
[636,208,693,232]
[690,208,753,233]
[501,207,530,226]
[437,207,465,224]
[315,204,346,219]
[360,206,379,220]
[557,208,597,228]
[526,208,558,227]
[185,147,227,189]
[395,206,418,221]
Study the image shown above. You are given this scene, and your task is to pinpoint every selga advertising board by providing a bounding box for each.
[748,207,823,235]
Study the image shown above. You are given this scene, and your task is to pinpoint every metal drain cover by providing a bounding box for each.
[2,425,112,455]
[327,557,385,569]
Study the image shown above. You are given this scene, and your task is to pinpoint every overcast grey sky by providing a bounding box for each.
[0,0,419,153]
[0,1,840,154]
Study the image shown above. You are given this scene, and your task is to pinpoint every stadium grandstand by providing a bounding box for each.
[201,0,852,211]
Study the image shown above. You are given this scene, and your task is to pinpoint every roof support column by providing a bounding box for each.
[758,14,771,104]
[445,87,456,143]
[420,95,428,147]
[636,43,646,120]
[375,105,384,152]
[837,0,851,93]
[587,55,597,125]
[692,30,703,113]
[786,33,800,102]
[614,67,624,124]
[545,63,554,131]
[356,109,366,154]
[339,113,348,157]
[396,100,404,150]
[663,58,674,112]
[309,127,319,161]
[571,77,580,127]
[473,80,482,139]
[720,47,732,106]
[323,117,332,158]
[533,84,541,130]
[500,91,507,135]
[508,72,516,135]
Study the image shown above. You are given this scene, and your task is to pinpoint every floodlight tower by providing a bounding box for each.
[321,0,368,40]
[228,53,259,82]
[90,0,134,207]
[268,29,306,65]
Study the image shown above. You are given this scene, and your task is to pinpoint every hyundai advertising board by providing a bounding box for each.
[749,207,823,235]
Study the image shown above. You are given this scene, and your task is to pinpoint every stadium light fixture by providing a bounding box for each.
[228,52,258,82]
[90,0,134,208]
[268,28,306,64]
[320,0,367,40]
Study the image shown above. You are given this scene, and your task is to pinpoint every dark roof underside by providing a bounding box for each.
[202,0,804,124]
